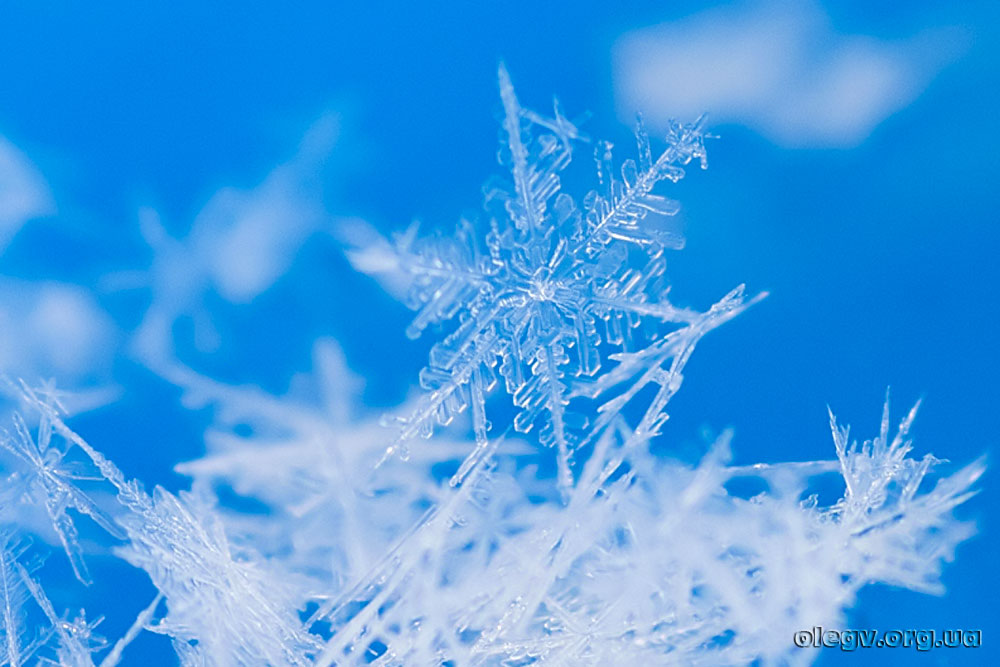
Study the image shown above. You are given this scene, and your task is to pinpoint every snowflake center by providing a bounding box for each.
[528,276,556,301]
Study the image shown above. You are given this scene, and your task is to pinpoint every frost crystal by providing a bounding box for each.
[351,66,759,493]
[297,401,979,666]
[1,383,125,585]
[2,387,320,666]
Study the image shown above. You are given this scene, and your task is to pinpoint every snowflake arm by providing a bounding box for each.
[17,563,104,667]
[497,63,579,237]
[97,593,163,667]
[1,408,126,585]
[0,538,30,667]
[579,114,708,255]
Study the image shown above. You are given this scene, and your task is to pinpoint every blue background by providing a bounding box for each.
[0,1,995,664]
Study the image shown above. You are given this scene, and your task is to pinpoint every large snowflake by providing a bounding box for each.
[356,66,754,491]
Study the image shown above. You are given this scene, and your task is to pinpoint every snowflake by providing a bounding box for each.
[352,65,758,492]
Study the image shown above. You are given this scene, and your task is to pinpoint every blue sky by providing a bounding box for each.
[0,1,996,663]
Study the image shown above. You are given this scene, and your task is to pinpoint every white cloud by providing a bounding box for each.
[614,1,967,148]
[0,136,54,250]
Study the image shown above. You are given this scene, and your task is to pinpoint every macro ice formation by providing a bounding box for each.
[350,65,761,495]
[0,67,981,666]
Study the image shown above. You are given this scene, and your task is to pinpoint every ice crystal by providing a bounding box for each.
[0,384,125,585]
[0,473,137,666]
[165,339,472,582]
[295,400,979,666]
[350,66,760,494]
[3,386,320,666]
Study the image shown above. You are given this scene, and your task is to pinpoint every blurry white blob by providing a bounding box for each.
[123,113,342,363]
[614,0,967,147]
[201,114,340,304]
[0,136,54,250]
[0,138,118,410]
[0,280,116,381]
[335,218,413,301]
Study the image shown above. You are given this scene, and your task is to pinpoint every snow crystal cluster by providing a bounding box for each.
[0,67,981,665]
